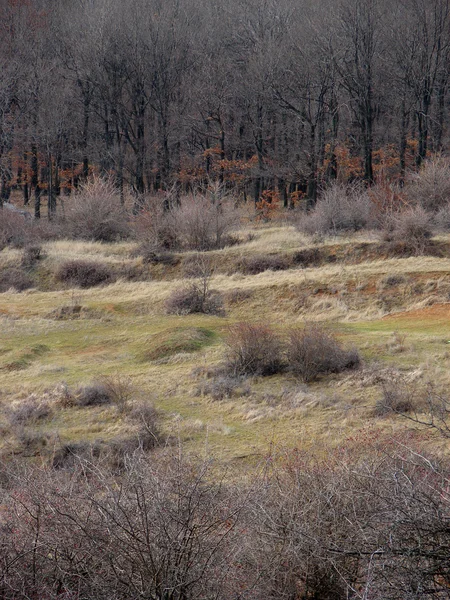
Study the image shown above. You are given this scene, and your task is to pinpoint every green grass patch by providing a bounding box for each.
[141,327,216,362]
[3,343,50,371]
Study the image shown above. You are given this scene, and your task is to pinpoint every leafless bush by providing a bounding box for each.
[382,206,433,255]
[165,255,224,315]
[74,382,113,406]
[133,241,179,266]
[0,452,248,599]
[64,176,131,241]
[374,381,415,416]
[21,244,44,268]
[133,187,239,252]
[195,375,251,401]
[165,285,224,315]
[408,155,450,212]
[433,203,450,231]
[132,195,180,249]
[296,183,378,236]
[55,259,113,288]
[288,324,360,382]
[0,209,32,249]
[292,247,323,267]
[128,401,160,432]
[6,400,53,427]
[169,191,239,251]
[0,267,33,292]
[98,374,134,414]
[224,322,284,376]
[239,254,291,275]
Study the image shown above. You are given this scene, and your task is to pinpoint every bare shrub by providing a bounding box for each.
[134,187,239,252]
[132,195,180,249]
[165,285,224,316]
[165,255,224,315]
[0,268,33,292]
[195,375,251,401]
[224,322,283,376]
[382,206,433,256]
[296,183,378,236]
[98,374,134,414]
[6,400,53,427]
[21,244,44,268]
[239,254,291,275]
[374,381,415,416]
[51,441,94,469]
[0,209,32,249]
[64,176,131,241]
[408,155,450,212]
[433,203,450,231]
[288,324,360,382]
[169,191,239,251]
[292,247,323,267]
[55,259,113,288]
[74,382,112,407]
[133,241,179,266]
[127,401,162,448]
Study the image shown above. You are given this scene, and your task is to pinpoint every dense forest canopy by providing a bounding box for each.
[0,0,449,215]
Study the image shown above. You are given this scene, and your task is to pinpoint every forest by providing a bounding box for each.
[1,0,449,214]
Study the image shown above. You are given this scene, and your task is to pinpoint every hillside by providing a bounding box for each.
[1,223,449,466]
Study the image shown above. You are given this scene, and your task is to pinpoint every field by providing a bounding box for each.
[2,223,450,467]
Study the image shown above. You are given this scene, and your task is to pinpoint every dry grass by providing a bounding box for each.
[0,225,450,466]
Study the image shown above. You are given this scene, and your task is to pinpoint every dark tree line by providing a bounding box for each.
[0,0,449,215]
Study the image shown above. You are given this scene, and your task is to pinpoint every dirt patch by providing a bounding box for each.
[383,303,450,322]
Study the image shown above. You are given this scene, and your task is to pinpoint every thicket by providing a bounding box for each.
[1,440,450,599]
[222,322,359,380]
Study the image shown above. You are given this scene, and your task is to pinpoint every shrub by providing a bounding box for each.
[74,383,112,407]
[56,260,113,288]
[296,183,378,236]
[127,402,162,447]
[165,285,224,316]
[0,267,34,292]
[239,254,291,275]
[292,247,323,267]
[7,400,53,427]
[134,241,178,266]
[382,207,433,256]
[64,176,131,241]
[374,379,419,416]
[21,244,44,268]
[97,374,134,414]
[433,203,450,231]
[0,209,32,249]
[169,191,239,251]
[132,195,180,250]
[288,324,360,382]
[407,155,450,212]
[195,375,250,401]
[166,255,224,315]
[224,323,283,376]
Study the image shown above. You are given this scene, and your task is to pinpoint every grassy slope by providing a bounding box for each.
[1,225,450,464]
